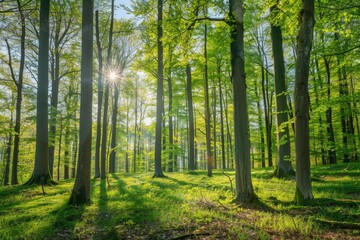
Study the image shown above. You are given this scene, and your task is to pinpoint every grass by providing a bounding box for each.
[0,162,359,239]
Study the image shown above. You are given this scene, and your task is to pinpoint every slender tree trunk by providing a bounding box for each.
[3,115,13,186]
[26,0,52,185]
[230,0,255,203]
[71,112,78,179]
[57,120,63,181]
[109,86,119,173]
[294,0,315,205]
[153,0,165,177]
[125,99,130,172]
[69,0,94,205]
[133,82,138,172]
[254,80,266,168]
[186,64,195,171]
[323,57,336,164]
[94,10,103,178]
[100,0,115,179]
[212,82,217,169]
[203,9,212,177]
[10,0,26,185]
[217,64,226,170]
[167,62,174,172]
[270,8,294,177]
[64,119,71,179]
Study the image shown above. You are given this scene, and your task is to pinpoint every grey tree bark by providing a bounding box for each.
[69,0,93,205]
[294,0,315,205]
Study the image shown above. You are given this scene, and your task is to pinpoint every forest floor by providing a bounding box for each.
[0,162,359,240]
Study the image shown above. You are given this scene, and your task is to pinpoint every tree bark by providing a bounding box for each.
[10,0,26,185]
[203,11,212,177]
[217,63,226,170]
[25,0,52,185]
[69,0,93,205]
[100,0,115,179]
[153,0,165,177]
[109,86,119,173]
[230,0,255,203]
[186,64,195,171]
[94,10,103,178]
[294,0,315,205]
[270,6,294,178]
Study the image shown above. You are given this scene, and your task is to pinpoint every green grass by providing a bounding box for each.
[1,162,359,239]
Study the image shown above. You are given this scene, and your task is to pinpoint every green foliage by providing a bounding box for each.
[1,162,359,239]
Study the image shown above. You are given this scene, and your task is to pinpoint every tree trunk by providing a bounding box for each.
[10,0,26,185]
[254,79,266,168]
[100,0,115,179]
[186,64,195,171]
[294,0,315,205]
[71,112,78,179]
[203,12,212,177]
[3,116,13,186]
[94,10,103,178]
[125,99,130,173]
[69,0,93,205]
[323,57,336,164]
[229,0,255,203]
[26,0,52,185]
[133,82,138,172]
[270,8,294,178]
[217,63,226,170]
[212,81,217,169]
[153,0,165,177]
[167,62,174,172]
[109,86,119,173]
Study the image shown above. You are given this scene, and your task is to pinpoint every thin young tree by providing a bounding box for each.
[294,0,315,205]
[69,0,93,205]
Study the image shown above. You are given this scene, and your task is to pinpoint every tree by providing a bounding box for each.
[270,4,295,178]
[294,0,315,205]
[69,0,93,205]
[153,0,165,178]
[25,0,52,185]
[229,0,256,203]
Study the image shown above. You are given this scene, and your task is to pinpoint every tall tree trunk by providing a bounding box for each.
[9,0,26,185]
[270,7,294,178]
[125,99,130,172]
[71,111,78,179]
[69,0,94,205]
[323,57,336,164]
[167,61,174,172]
[100,0,115,179]
[229,0,255,203]
[294,0,315,205]
[57,120,63,181]
[186,64,195,171]
[133,82,138,172]
[203,8,212,177]
[3,115,13,186]
[64,119,71,179]
[212,81,217,169]
[254,80,266,168]
[94,10,103,178]
[217,63,226,170]
[26,0,51,185]
[109,86,119,173]
[153,0,165,177]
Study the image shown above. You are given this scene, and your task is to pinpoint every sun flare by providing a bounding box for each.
[104,65,121,85]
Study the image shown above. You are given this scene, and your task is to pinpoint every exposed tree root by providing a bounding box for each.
[152,173,167,178]
[272,166,295,179]
[314,219,360,230]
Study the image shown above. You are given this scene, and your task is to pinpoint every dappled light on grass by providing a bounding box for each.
[0,162,359,239]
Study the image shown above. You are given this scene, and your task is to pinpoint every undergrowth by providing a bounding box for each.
[0,162,359,239]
